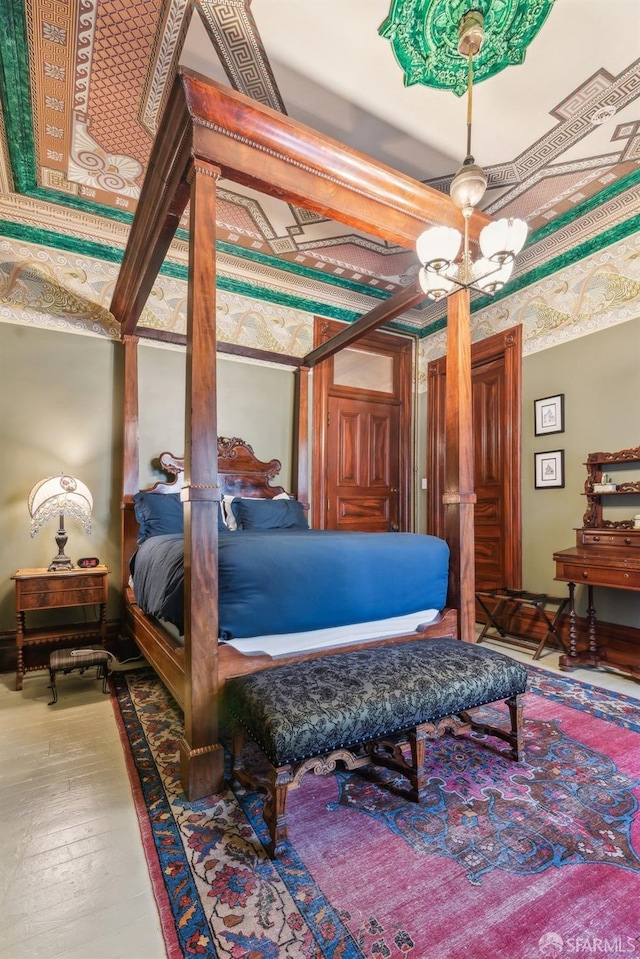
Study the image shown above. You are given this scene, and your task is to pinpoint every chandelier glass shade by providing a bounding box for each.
[28,473,93,570]
[416,11,528,302]
[479,217,529,263]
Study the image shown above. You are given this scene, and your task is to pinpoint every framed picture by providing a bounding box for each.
[535,449,565,489]
[534,393,564,436]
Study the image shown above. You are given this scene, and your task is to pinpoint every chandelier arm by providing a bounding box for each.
[466,281,497,297]
[425,265,465,290]
[422,256,507,301]
[434,259,503,286]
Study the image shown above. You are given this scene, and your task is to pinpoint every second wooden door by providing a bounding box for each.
[313,319,413,531]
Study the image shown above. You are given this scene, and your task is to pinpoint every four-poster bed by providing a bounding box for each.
[110,68,489,799]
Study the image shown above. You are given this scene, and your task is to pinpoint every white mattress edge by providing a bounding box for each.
[222,608,440,657]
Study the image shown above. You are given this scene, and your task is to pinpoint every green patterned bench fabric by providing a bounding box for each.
[225,637,527,767]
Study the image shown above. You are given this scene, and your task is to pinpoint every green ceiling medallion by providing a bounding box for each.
[379,0,555,95]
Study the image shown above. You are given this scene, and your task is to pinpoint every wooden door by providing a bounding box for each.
[427,325,522,590]
[313,319,413,531]
[473,355,509,589]
[326,396,400,531]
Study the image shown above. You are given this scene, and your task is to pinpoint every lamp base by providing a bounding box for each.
[48,555,74,571]
[49,526,73,570]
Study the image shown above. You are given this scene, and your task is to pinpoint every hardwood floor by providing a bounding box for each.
[1,647,637,959]
[0,668,166,959]
[481,635,640,697]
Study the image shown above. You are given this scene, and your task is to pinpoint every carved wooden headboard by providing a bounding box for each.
[146,437,286,498]
[121,437,287,588]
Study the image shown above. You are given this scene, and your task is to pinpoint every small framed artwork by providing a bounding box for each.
[535,449,565,489]
[534,393,564,436]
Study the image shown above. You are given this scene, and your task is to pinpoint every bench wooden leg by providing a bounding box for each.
[507,693,525,761]
[263,766,293,859]
[460,693,525,761]
[231,724,245,780]
[229,722,294,858]
[369,724,432,802]
[408,725,428,801]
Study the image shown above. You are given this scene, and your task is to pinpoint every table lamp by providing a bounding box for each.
[28,474,93,570]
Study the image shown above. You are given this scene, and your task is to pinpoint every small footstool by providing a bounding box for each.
[48,647,110,705]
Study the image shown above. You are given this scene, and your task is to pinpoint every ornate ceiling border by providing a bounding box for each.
[1,0,638,336]
[194,0,286,112]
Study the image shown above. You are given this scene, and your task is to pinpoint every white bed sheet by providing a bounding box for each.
[222,608,440,657]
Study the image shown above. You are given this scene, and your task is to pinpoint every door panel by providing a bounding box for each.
[336,409,361,486]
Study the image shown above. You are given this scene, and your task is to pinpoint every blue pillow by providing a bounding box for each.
[134,492,183,544]
[134,492,227,543]
[232,497,308,530]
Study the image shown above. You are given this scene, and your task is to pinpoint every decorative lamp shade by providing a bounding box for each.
[479,218,528,264]
[416,226,462,272]
[473,258,514,294]
[28,474,93,571]
[419,266,455,301]
[28,474,93,535]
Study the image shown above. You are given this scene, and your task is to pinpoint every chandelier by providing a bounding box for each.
[416,10,528,302]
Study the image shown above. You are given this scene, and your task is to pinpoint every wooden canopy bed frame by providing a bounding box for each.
[110,68,488,800]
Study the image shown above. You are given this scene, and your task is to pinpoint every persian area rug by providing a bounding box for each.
[111,666,640,959]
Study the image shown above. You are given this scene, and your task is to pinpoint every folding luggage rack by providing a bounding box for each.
[475,588,569,660]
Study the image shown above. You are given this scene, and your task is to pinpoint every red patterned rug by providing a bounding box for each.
[111,665,640,959]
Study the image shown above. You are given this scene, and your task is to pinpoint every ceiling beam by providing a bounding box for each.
[111,70,488,337]
[111,84,193,334]
[303,283,425,367]
[182,69,491,248]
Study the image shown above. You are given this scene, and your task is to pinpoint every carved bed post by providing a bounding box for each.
[180,157,225,799]
[121,334,140,595]
[443,290,476,643]
[292,365,310,506]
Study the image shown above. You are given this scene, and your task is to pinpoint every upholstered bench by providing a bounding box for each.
[48,646,110,705]
[225,637,527,857]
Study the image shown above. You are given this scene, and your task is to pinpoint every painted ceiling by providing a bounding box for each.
[0,0,639,340]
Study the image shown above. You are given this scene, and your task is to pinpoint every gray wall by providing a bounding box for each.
[0,324,123,629]
[522,315,640,625]
[2,313,639,634]
[137,345,295,487]
[0,325,294,631]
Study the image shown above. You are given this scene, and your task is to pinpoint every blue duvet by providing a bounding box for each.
[130,529,449,639]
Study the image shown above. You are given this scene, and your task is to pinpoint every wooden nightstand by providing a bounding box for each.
[12,566,109,691]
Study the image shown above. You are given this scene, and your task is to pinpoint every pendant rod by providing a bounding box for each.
[465,40,477,161]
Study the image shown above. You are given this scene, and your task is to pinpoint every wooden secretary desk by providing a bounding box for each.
[553,445,640,679]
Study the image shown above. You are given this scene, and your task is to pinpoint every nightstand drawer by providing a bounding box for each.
[17,574,107,610]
